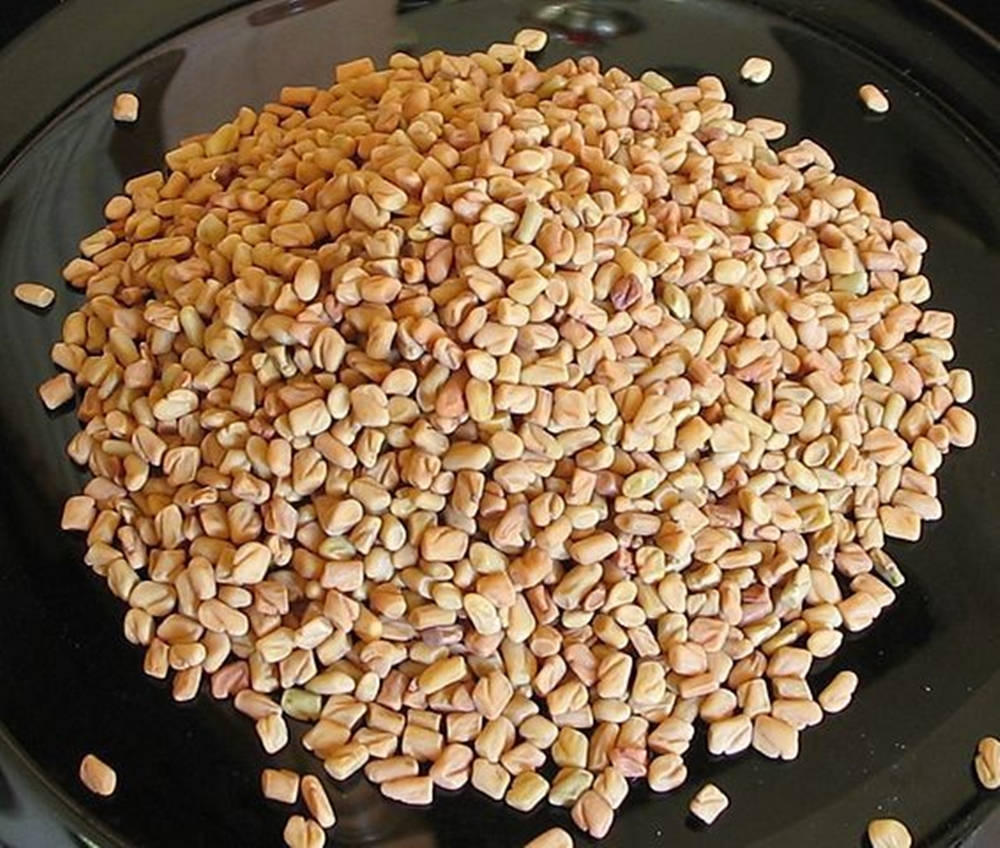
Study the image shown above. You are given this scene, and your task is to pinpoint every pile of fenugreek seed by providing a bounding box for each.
[48,30,977,847]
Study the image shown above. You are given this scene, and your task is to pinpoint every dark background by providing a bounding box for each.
[2,0,1000,47]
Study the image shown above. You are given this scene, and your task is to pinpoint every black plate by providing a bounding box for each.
[0,0,998,846]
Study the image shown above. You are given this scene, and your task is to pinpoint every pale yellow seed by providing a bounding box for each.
[740,56,773,84]
[513,28,548,52]
[14,283,55,309]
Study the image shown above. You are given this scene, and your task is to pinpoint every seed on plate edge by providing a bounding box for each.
[261,768,300,804]
[975,736,1000,790]
[79,754,117,796]
[866,818,912,848]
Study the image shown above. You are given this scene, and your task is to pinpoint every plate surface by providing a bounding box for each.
[0,1,998,846]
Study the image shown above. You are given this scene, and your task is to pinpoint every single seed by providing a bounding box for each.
[867,818,911,848]
[112,92,140,123]
[689,783,729,825]
[974,736,1000,790]
[859,84,890,113]
[14,283,55,309]
[514,28,548,52]
[740,56,773,84]
[79,754,117,796]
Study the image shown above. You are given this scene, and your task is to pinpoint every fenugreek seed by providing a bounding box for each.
[382,775,433,805]
[974,737,1000,790]
[689,783,728,825]
[648,753,687,792]
[257,713,289,754]
[506,771,549,811]
[364,756,419,784]
[571,790,614,839]
[79,754,117,796]
[283,815,325,848]
[707,715,752,756]
[752,714,798,760]
[39,374,75,409]
[525,828,573,848]
[14,283,55,309]
[514,28,548,52]
[867,818,911,848]
[740,56,773,84]
[112,92,140,123]
[859,83,890,113]
[818,671,859,714]
[261,768,300,804]
[471,758,510,800]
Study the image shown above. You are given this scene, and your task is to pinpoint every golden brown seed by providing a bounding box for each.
[79,754,117,796]
[283,815,325,848]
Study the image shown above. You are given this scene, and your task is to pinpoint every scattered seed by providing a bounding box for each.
[79,754,117,797]
[740,56,772,84]
[974,737,1000,790]
[514,28,548,53]
[689,783,729,825]
[112,92,140,123]
[859,84,890,113]
[867,818,911,848]
[13,282,55,309]
[38,373,74,409]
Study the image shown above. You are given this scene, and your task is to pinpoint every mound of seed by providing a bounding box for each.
[50,37,976,841]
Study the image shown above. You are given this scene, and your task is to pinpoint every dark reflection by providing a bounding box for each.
[0,764,14,813]
[248,0,341,26]
[527,1,642,42]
